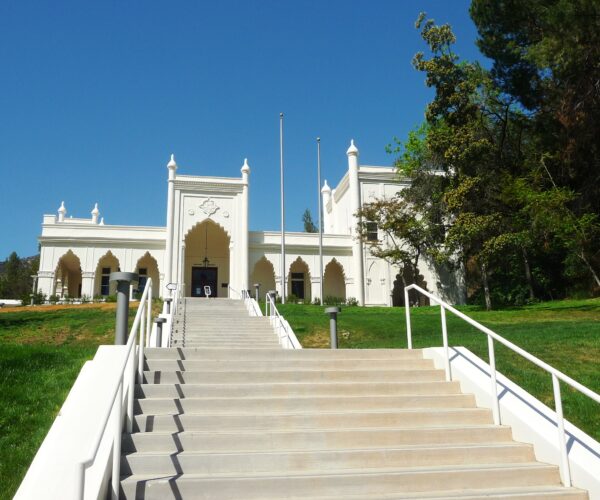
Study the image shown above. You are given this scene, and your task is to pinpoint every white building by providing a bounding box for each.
[36,141,464,306]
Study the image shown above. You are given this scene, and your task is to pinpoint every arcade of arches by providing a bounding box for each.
[184,221,230,298]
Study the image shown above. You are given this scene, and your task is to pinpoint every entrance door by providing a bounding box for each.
[191,267,218,297]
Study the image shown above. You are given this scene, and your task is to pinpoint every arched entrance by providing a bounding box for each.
[392,265,430,307]
[251,256,276,298]
[134,252,160,295]
[54,250,82,298]
[323,259,346,301]
[184,220,230,297]
[95,251,120,297]
[288,257,311,303]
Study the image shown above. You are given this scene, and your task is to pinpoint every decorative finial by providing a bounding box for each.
[91,203,99,223]
[167,154,177,169]
[321,179,331,193]
[346,139,359,156]
[317,137,320,143]
[241,158,251,175]
[58,201,66,214]
[99,217,105,226]
[280,112,284,118]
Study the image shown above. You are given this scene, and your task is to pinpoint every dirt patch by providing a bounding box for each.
[0,303,117,314]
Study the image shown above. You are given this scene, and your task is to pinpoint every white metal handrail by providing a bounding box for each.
[75,278,153,499]
[404,283,600,488]
[266,292,301,349]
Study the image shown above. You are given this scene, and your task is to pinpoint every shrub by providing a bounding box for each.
[346,297,359,306]
[48,294,59,304]
[323,296,344,306]
[105,294,117,303]
[287,294,300,304]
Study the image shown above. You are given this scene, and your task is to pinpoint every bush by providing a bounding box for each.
[32,292,46,305]
[346,297,359,306]
[287,294,300,304]
[323,296,345,305]
[80,294,91,304]
[48,294,59,304]
[105,294,117,303]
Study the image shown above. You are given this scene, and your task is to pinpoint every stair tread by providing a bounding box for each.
[120,461,557,480]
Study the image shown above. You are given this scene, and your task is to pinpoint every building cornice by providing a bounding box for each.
[38,236,166,248]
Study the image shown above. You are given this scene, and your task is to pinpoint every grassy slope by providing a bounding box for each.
[0,303,149,500]
[278,299,600,441]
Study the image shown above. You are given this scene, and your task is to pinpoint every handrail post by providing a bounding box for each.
[552,374,572,487]
[126,337,136,433]
[145,284,152,349]
[138,296,146,384]
[487,335,501,425]
[404,287,413,349]
[111,381,123,500]
[440,305,451,381]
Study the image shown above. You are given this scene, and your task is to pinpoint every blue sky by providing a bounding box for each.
[0,0,485,258]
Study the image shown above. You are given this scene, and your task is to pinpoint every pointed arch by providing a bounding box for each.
[288,256,311,303]
[134,252,160,295]
[251,256,276,298]
[184,218,231,240]
[323,258,346,301]
[54,250,82,298]
[95,251,121,297]
[392,265,430,307]
[184,219,230,297]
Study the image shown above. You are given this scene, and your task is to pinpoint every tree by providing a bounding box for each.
[302,209,318,233]
[0,252,38,300]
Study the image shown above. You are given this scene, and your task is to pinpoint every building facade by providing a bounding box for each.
[36,141,465,306]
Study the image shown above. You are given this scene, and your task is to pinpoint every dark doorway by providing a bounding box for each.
[191,267,218,297]
[290,272,305,299]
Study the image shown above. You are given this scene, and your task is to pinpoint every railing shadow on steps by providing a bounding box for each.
[404,283,600,491]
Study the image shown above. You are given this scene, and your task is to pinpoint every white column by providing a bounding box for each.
[164,154,177,293]
[81,272,95,299]
[347,140,365,305]
[240,159,250,292]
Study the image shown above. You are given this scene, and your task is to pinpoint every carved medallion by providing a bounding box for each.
[199,198,219,217]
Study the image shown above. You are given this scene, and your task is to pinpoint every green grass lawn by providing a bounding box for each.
[277,298,600,442]
[0,303,157,500]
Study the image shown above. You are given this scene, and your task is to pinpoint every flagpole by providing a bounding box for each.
[280,113,286,304]
[317,137,324,306]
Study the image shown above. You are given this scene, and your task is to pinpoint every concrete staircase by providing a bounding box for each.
[170,298,280,348]
[120,299,587,499]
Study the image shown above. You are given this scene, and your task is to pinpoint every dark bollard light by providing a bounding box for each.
[254,283,260,301]
[110,272,139,345]
[164,298,173,314]
[325,306,341,349]
[154,317,167,347]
